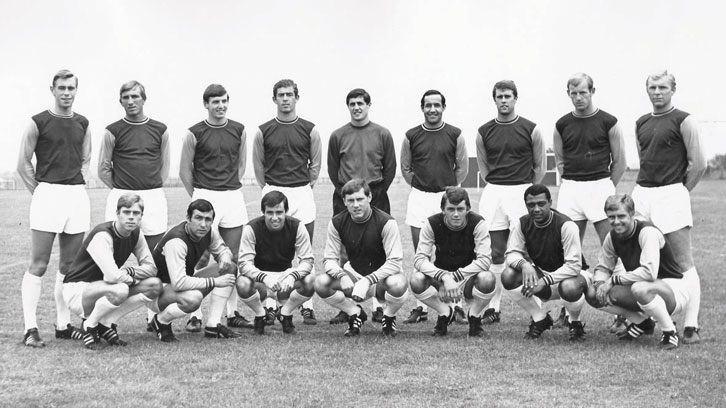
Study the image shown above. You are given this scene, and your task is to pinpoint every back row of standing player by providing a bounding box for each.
[18,69,705,347]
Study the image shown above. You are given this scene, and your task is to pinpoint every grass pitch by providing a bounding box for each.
[1,175,724,407]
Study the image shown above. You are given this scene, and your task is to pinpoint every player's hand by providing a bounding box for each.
[521,263,539,297]
[218,259,237,276]
[440,274,461,303]
[596,280,613,306]
[214,274,236,288]
[340,275,354,297]
[277,275,295,293]
[351,279,370,302]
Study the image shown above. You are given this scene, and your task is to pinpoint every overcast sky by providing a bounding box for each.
[2,1,724,177]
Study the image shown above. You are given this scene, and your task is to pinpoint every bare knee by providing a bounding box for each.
[107,284,130,305]
[501,267,520,290]
[314,274,333,297]
[630,281,650,301]
[297,275,315,297]
[409,271,429,294]
[474,271,496,293]
[236,276,255,298]
[384,274,408,297]
[584,285,604,308]
[28,260,50,276]
[177,291,203,313]
[559,276,586,302]
[143,278,163,299]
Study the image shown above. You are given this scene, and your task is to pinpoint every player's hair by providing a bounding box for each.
[567,73,594,91]
[273,79,299,98]
[604,194,635,215]
[420,89,446,109]
[346,88,371,105]
[116,193,144,213]
[440,186,470,211]
[203,84,228,103]
[646,70,676,90]
[523,184,551,201]
[492,80,517,99]
[52,69,77,87]
[260,190,289,213]
[341,178,371,198]
[119,80,147,101]
[187,199,215,219]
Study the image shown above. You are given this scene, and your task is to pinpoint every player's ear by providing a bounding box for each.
[591,87,596,95]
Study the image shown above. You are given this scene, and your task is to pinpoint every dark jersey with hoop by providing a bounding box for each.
[189,119,245,190]
[478,116,537,185]
[31,110,89,185]
[610,220,682,280]
[519,209,572,272]
[332,207,392,276]
[428,212,484,271]
[154,222,212,284]
[405,123,460,192]
[635,108,690,187]
[64,222,140,283]
[258,117,315,187]
[555,109,617,181]
[248,215,300,272]
[106,118,167,190]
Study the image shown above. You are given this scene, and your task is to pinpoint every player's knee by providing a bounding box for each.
[408,271,428,294]
[107,284,129,305]
[178,291,203,313]
[235,276,255,297]
[28,260,50,276]
[58,259,74,275]
[630,281,650,300]
[314,274,333,296]
[298,275,315,297]
[584,286,604,308]
[559,276,586,302]
[144,278,163,299]
[384,274,407,296]
[501,267,520,290]
[474,271,496,293]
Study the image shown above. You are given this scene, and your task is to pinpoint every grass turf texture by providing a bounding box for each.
[1,173,724,407]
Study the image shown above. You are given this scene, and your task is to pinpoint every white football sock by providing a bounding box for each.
[157,303,186,325]
[383,290,407,316]
[470,286,495,317]
[562,294,585,322]
[22,272,43,332]
[54,272,71,328]
[489,263,504,311]
[638,295,675,332]
[322,291,359,316]
[206,286,232,327]
[85,297,119,328]
[507,285,546,321]
[281,290,310,316]
[683,268,700,328]
[240,291,265,317]
[102,293,153,326]
[226,289,239,317]
[412,286,449,315]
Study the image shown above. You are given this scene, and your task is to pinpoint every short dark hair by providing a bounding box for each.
[260,190,289,213]
[119,80,147,101]
[273,79,299,98]
[523,184,551,202]
[346,88,371,105]
[567,73,594,92]
[203,84,228,103]
[117,193,144,213]
[604,194,635,215]
[440,186,470,210]
[341,178,371,199]
[420,89,446,109]
[187,199,215,219]
[52,69,77,87]
[492,80,518,99]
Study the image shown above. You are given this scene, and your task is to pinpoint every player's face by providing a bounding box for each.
[347,96,370,123]
[273,86,298,114]
[494,89,516,116]
[116,203,143,235]
[204,94,228,120]
[525,193,551,223]
[646,77,674,111]
[344,188,372,221]
[567,82,594,113]
[443,199,469,229]
[606,206,635,237]
[422,94,445,127]
[186,209,214,240]
[263,203,287,232]
[120,86,145,118]
[51,78,77,110]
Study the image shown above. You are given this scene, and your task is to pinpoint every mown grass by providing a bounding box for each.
[0,174,724,407]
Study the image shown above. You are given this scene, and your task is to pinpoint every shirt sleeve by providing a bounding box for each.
[292,222,315,279]
[400,137,413,186]
[608,122,626,186]
[85,232,134,285]
[363,219,403,285]
[160,129,171,183]
[179,131,196,197]
[475,131,489,185]
[129,234,158,280]
[681,115,707,191]
[458,219,492,278]
[542,221,582,285]
[252,128,266,189]
[238,225,265,281]
[80,126,92,183]
[380,130,397,191]
[593,234,618,282]
[612,226,664,285]
[17,120,39,192]
[552,128,565,177]
[531,125,546,184]
[412,221,441,278]
[454,133,469,185]
[208,228,233,266]
[309,126,322,187]
[323,220,345,278]
[238,129,247,182]
[162,238,215,291]
[97,129,115,189]
[327,133,342,190]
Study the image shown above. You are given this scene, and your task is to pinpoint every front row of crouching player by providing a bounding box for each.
[61,182,697,350]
